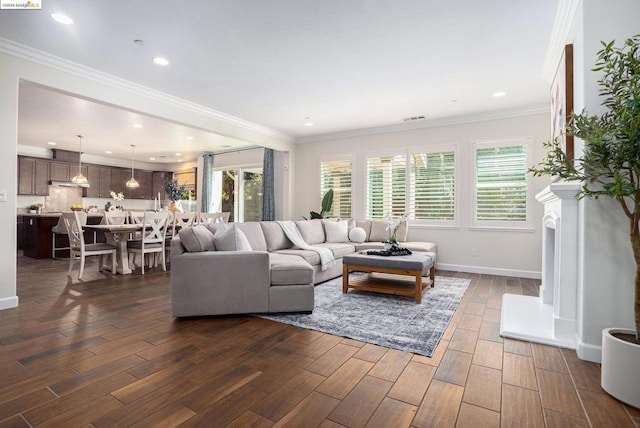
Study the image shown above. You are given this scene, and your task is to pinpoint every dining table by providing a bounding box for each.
[83,223,144,274]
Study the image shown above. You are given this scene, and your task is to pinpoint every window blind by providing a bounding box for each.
[475,145,527,222]
[320,159,352,218]
[410,151,455,220]
[366,155,406,219]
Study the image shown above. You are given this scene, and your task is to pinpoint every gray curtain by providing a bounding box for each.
[261,148,275,221]
[201,153,215,213]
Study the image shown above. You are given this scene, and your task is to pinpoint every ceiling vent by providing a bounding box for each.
[403,115,426,122]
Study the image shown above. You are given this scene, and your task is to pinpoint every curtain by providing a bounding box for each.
[201,153,215,213]
[261,148,275,221]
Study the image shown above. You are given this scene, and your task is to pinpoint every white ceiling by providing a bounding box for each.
[0,0,558,163]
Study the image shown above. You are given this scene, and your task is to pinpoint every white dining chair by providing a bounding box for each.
[62,212,117,280]
[102,211,129,225]
[197,212,230,224]
[127,212,171,274]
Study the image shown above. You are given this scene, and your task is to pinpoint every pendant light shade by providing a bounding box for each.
[71,134,90,187]
[126,144,140,188]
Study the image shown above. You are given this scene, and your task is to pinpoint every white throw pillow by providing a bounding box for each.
[323,220,349,243]
[348,227,366,244]
[214,225,253,251]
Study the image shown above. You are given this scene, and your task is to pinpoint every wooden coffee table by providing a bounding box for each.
[342,252,436,304]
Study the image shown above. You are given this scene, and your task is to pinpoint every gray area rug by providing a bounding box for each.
[259,274,470,357]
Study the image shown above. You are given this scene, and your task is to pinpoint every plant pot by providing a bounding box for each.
[601,328,640,409]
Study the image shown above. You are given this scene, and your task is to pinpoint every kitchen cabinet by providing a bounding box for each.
[18,156,49,195]
[84,166,112,198]
[49,161,71,181]
[125,169,153,199]
[110,167,127,194]
[152,171,170,200]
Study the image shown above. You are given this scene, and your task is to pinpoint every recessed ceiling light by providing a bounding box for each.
[47,141,56,146]
[104,150,112,154]
[186,136,194,140]
[175,153,181,156]
[51,13,73,25]
[221,145,231,148]
[450,99,458,103]
[304,116,314,127]
[133,124,143,128]
[149,157,156,161]
[177,159,183,162]
[153,57,169,66]
[493,91,506,98]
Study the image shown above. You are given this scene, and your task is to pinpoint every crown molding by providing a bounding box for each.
[542,0,580,82]
[0,38,294,144]
[296,104,550,144]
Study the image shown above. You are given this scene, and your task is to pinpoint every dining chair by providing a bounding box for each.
[102,211,129,225]
[197,212,230,224]
[127,212,171,274]
[170,212,197,237]
[62,212,117,280]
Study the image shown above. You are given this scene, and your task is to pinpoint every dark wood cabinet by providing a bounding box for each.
[18,157,49,195]
[84,166,112,198]
[152,171,170,200]
[50,161,71,181]
[110,168,127,194]
[125,169,152,199]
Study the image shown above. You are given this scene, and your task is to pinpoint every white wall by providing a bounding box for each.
[571,0,640,360]
[0,48,294,311]
[292,113,551,277]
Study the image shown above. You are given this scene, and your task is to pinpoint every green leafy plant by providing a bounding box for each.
[306,189,334,219]
[530,34,640,341]
[163,178,186,202]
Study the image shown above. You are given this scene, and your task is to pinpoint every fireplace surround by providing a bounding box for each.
[500,182,581,348]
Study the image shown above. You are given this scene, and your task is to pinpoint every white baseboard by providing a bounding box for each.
[0,296,18,311]
[437,263,541,279]
[577,340,602,363]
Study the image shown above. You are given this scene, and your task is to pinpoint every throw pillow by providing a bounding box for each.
[178,224,216,252]
[348,227,366,243]
[214,225,253,251]
[369,220,389,242]
[323,220,349,243]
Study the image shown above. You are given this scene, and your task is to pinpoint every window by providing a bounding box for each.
[320,159,352,218]
[366,154,407,219]
[474,142,529,227]
[410,150,455,222]
[366,148,457,224]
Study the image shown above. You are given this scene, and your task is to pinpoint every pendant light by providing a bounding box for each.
[126,144,140,188]
[70,134,90,187]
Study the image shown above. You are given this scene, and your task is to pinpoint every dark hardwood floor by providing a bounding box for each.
[1,254,638,427]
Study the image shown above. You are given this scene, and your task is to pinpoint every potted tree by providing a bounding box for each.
[531,34,640,408]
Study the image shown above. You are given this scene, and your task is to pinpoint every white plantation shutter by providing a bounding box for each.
[410,151,455,220]
[320,159,352,218]
[475,144,528,222]
[366,154,407,219]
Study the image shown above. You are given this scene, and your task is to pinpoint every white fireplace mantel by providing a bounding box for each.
[500,182,581,348]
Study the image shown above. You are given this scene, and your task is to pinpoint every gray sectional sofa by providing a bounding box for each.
[170,218,436,317]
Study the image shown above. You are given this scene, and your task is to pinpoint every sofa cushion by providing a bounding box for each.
[234,222,268,251]
[369,220,389,242]
[273,249,320,266]
[261,221,293,251]
[269,253,314,286]
[368,219,408,242]
[295,219,325,245]
[204,223,222,236]
[355,219,372,241]
[322,219,349,243]
[178,224,216,252]
[313,242,355,259]
[348,227,366,243]
[214,225,252,251]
